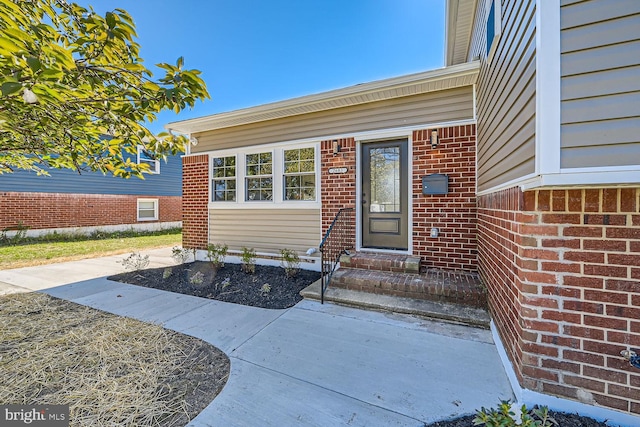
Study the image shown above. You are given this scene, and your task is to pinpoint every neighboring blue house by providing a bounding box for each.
[0,151,183,235]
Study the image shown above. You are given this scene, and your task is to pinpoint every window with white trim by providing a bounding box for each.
[137,146,160,174]
[486,0,502,63]
[245,152,273,201]
[212,155,236,201]
[208,144,318,206]
[283,147,316,201]
[137,198,158,221]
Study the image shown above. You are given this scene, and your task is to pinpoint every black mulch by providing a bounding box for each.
[108,261,320,309]
[426,410,610,427]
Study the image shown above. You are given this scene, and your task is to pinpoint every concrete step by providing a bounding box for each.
[339,252,421,274]
[330,267,487,309]
[300,279,490,329]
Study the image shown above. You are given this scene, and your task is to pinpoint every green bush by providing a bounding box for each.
[207,243,228,270]
[240,247,256,274]
[171,246,192,264]
[0,222,29,246]
[280,248,300,278]
[474,401,556,427]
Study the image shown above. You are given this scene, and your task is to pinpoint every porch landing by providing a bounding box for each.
[301,252,490,328]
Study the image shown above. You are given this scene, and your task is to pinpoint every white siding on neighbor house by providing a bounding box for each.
[209,209,321,255]
[560,0,640,168]
[192,88,474,153]
[471,0,537,192]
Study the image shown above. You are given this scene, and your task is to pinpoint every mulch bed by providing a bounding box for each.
[108,261,321,309]
[426,409,609,426]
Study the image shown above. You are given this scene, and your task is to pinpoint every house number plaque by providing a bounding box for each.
[328,167,348,174]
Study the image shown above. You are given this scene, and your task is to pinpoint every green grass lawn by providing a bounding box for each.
[0,232,181,270]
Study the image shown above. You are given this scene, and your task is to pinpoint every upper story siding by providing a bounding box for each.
[560,0,640,169]
[470,0,537,192]
[0,154,182,196]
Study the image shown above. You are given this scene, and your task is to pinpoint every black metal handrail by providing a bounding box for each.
[319,207,355,303]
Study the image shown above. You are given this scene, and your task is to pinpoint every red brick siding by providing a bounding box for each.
[0,192,181,230]
[479,187,640,415]
[320,137,356,244]
[182,154,209,249]
[319,126,477,271]
[412,125,477,270]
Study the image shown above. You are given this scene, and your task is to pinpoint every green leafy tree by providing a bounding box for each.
[0,0,210,177]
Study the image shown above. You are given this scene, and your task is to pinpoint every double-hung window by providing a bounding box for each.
[245,152,273,201]
[284,147,316,201]
[212,156,236,201]
[137,146,160,174]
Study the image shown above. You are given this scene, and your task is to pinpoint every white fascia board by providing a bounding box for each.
[165,62,480,134]
[477,168,640,195]
[535,0,561,175]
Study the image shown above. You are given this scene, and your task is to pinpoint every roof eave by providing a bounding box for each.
[445,0,477,66]
[166,61,480,135]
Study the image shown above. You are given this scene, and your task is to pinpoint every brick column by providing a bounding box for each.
[478,186,640,415]
[412,125,477,271]
[182,154,209,249]
[320,137,356,242]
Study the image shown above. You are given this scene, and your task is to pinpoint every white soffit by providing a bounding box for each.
[445,0,477,66]
[166,61,480,134]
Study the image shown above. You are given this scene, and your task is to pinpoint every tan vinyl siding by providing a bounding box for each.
[472,0,537,191]
[193,88,474,152]
[560,0,640,168]
[209,209,321,254]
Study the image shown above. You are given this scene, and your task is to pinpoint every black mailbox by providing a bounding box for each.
[422,174,449,195]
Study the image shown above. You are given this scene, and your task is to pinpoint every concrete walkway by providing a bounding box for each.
[0,248,513,426]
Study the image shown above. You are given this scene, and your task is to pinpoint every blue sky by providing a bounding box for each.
[83,1,446,134]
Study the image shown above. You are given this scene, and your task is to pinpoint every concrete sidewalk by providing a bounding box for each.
[0,248,513,426]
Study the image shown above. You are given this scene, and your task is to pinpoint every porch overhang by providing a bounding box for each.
[165,61,479,135]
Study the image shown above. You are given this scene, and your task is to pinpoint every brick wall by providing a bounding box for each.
[182,154,209,249]
[413,125,477,271]
[320,137,356,242]
[319,127,477,271]
[0,192,181,230]
[478,187,640,416]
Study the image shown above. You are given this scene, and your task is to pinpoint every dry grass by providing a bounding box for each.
[0,293,229,426]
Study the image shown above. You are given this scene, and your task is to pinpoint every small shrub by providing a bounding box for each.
[189,271,205,286]
[162,267,173,279]
[119,252,150,271]
[207,243,228,269]
[474,401,556,427]
[280,248,300,278]
[171,246,192,264]
[0,221,29,246]
[260,283,271,295]
[241,247,256,274]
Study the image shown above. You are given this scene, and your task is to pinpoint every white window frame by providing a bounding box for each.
[137,198,158,221]
[137,145,160,174]
[245,150,274,202]
[206,141,320,209]
[485,0,502,64]
[283,147,317,202]
[211,154,237,202]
